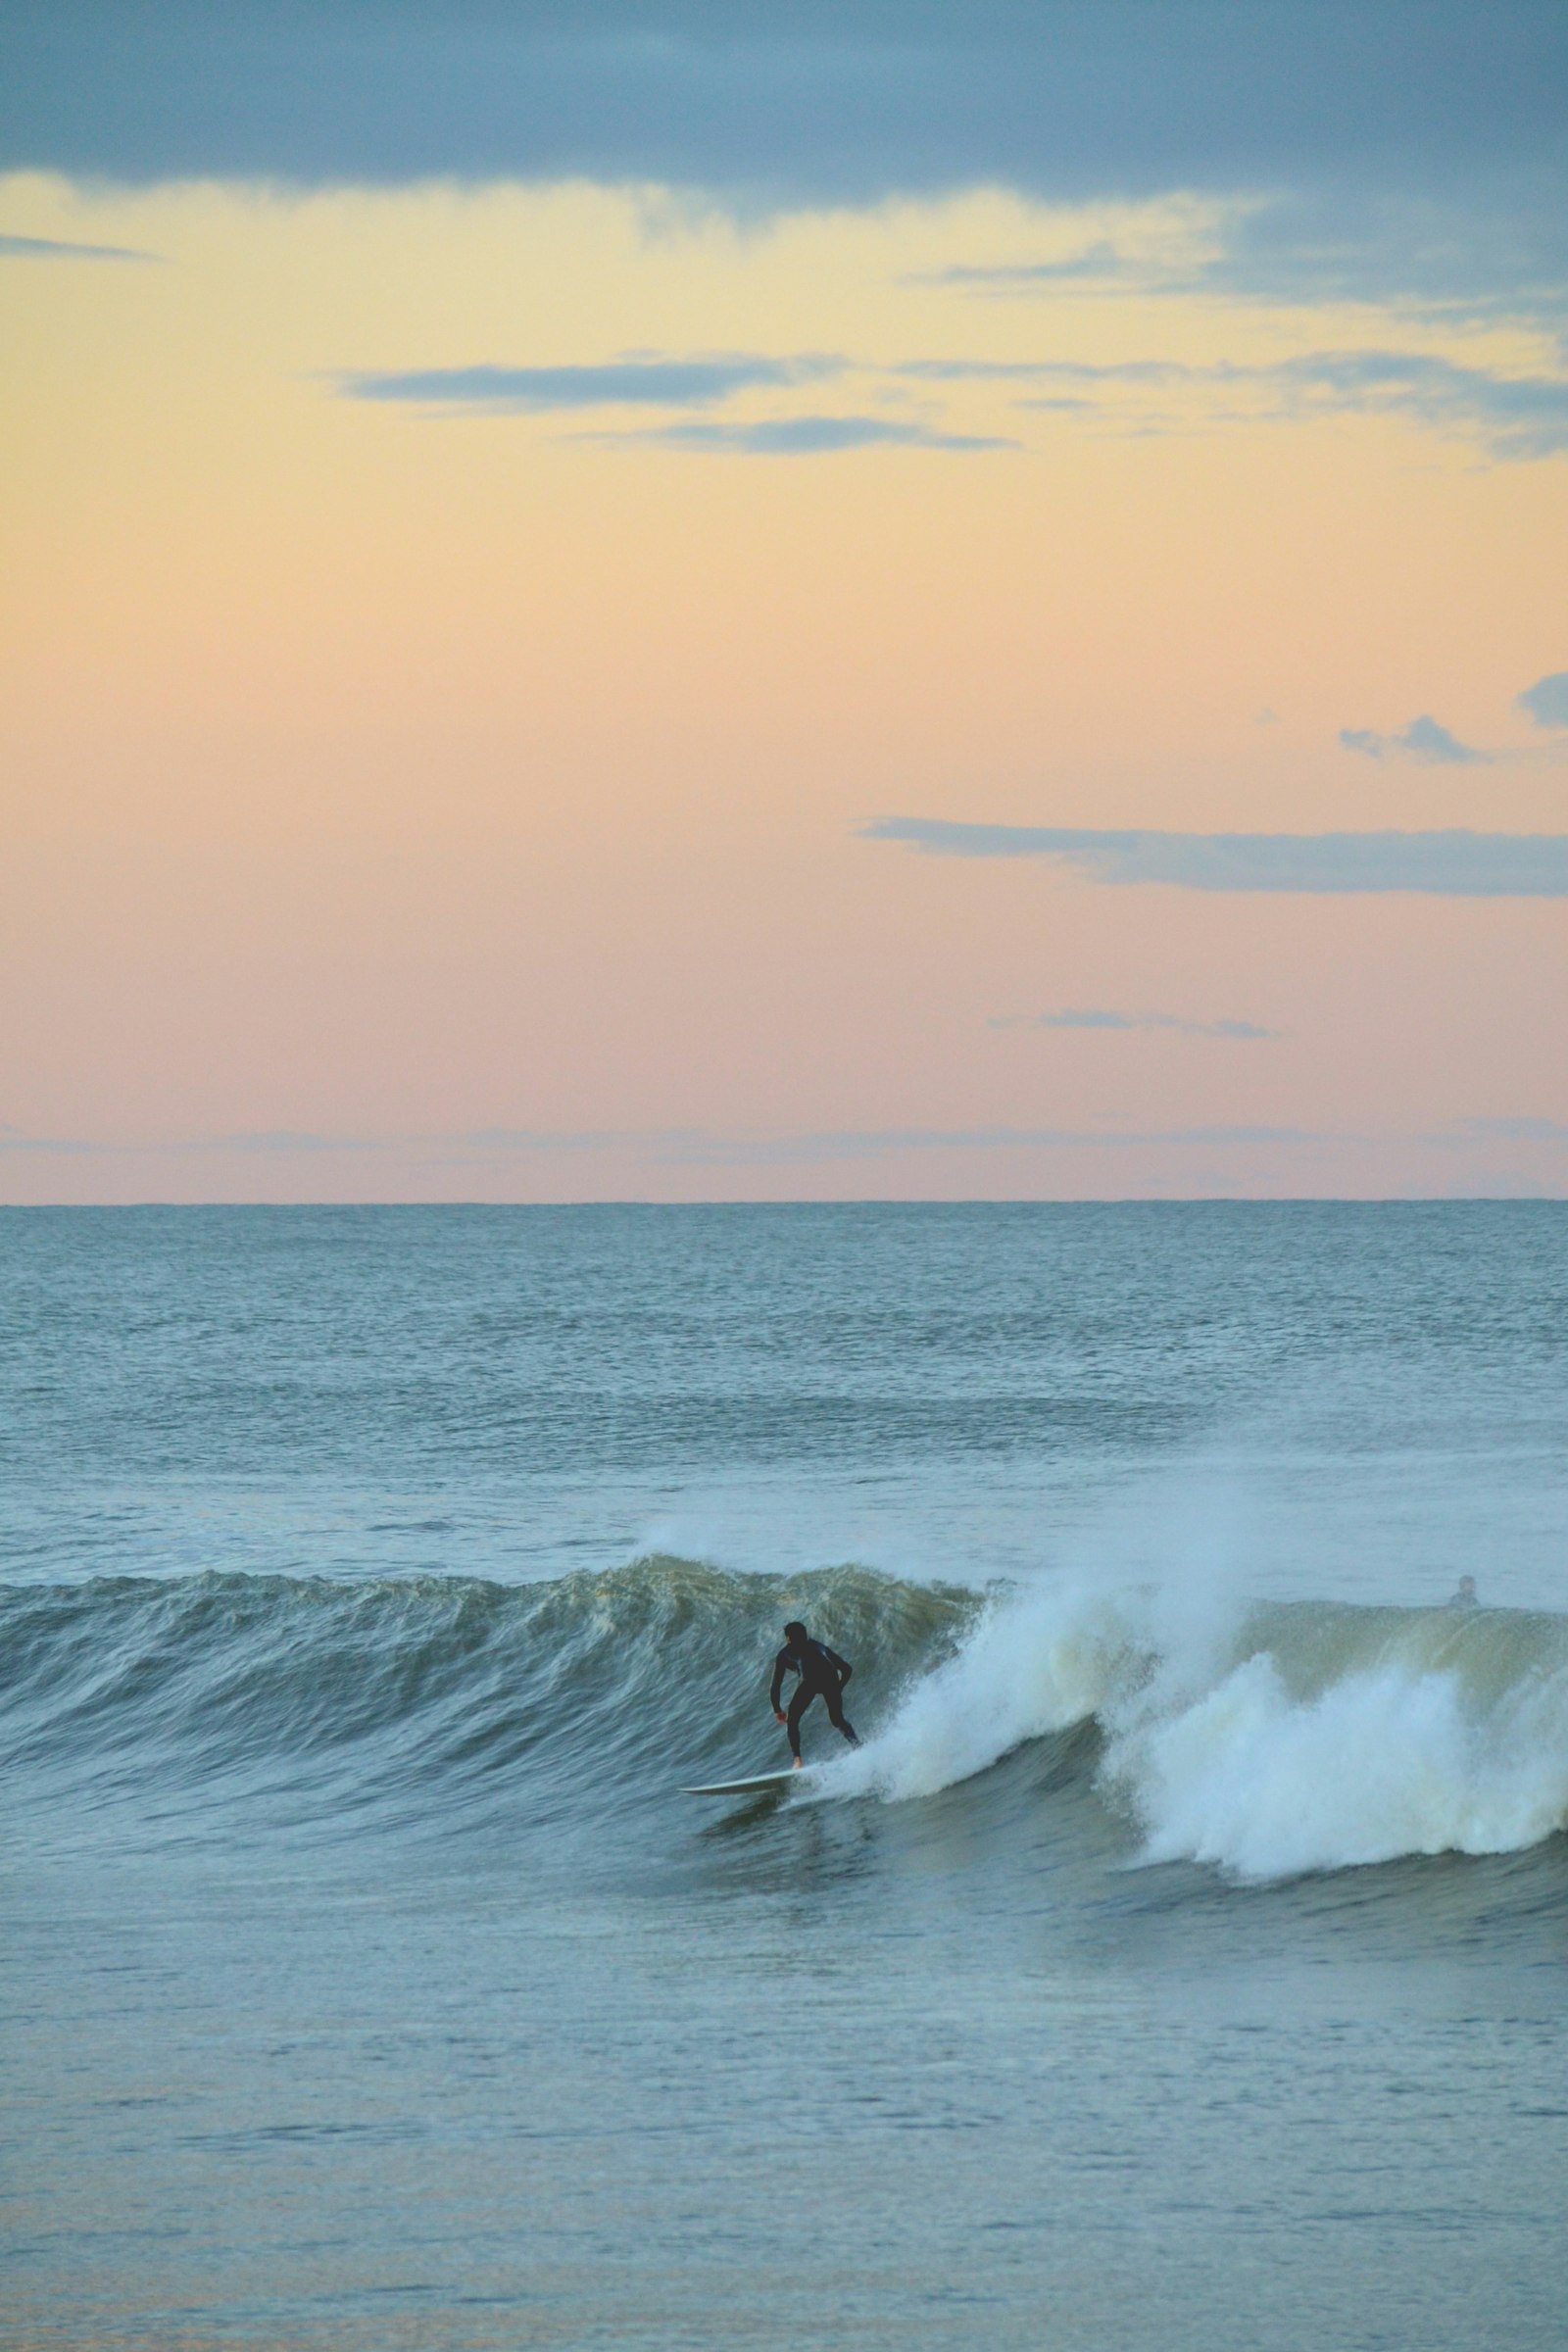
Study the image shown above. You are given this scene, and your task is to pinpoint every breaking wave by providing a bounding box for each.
[4,1558,1566,1882]
[825,1579,1568,1879]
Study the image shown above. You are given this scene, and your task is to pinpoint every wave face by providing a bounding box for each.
[6,1558,1565,1882]
[0,1559,971,1843]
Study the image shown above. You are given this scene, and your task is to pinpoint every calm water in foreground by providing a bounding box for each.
[3,1203,1566,2350]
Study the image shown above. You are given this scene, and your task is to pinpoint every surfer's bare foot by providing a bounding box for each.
[792,1757,804,1769]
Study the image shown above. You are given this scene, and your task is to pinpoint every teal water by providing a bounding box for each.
[3,1204,1566,2349]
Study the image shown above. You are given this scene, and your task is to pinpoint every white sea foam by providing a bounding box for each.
[813,1577,1568,1880]
[1113,1652,1568,1879]
[818,1581,1130,1802]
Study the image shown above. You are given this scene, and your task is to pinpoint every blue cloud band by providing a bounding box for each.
[4,3,1564,338]
[5,5,1561,204]
[863,820,1568,896]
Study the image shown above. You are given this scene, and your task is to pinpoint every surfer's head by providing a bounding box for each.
[783,1620,808,1645]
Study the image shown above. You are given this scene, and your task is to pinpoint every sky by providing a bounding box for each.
[3,1,1566,1201]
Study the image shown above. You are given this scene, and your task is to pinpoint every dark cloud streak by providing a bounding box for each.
[0,229,161,260]
[335,356,841,410]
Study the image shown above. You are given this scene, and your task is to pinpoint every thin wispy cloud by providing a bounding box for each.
[906,358,1177,386]
[1273,350,1568,461]
[215,1129,389,1154]
[0,1124,97,1153]
[991,1008,1275,1039]
[217,1126,683,1156]
[335,348,1568,460]
[335,355,1018,450]
[0,230,160,261]
[1450,1115,1568,1142]
[922,203,1568,335]
[862,820,1568,896]
[455,1127,701,1153]
[926,349,1568,462]
[605,416,1016,456]
[11,1118,1567,1173]
[667,1124,1318,1165]
[1517,670,1568,729]
[1339,714,1491,765]
[919,242,1147,293]
[922,240,1213,300]
[0,1120,1321,1166]
[335,356,842,413]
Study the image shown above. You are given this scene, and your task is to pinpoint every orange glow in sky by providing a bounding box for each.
[3,118,1566,1198]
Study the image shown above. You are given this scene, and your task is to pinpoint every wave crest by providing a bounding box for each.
[816,1584,1568,1878]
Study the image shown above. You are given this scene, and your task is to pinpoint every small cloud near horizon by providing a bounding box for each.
[8,1119,1567,1173]
[0,1120,1327,1166]
[0,1123,98,1152]
[991,1008,1275,1039]
[1517,670,1568,729]
[1340,713,1490,764]
[1450,1114,1568,1142]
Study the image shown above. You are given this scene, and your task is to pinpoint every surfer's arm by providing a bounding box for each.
[768,1651,791,1712]
[824,1646,852,1685]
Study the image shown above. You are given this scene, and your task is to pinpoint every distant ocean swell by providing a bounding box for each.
[4,1559,1565,1882]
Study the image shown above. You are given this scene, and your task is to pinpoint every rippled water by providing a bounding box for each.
[4,1204,1566,2349]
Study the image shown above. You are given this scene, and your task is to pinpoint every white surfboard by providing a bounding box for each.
[680,1769,807,1796]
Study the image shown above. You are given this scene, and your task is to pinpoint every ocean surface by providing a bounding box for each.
[3,1202,1566,2351]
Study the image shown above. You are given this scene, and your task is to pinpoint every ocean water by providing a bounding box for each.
[3,1202,1566,2351]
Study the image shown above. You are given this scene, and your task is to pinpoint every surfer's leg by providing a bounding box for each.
[786,1687,812,1761]
[824,1689,860,1747]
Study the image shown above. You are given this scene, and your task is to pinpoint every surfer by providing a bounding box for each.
[1448,1574,1479,1608]
[771,1620,861,1767]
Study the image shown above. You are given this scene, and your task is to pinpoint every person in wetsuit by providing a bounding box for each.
[770,1619,860,1767]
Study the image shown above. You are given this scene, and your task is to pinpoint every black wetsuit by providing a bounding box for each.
[770,1637,860,1760]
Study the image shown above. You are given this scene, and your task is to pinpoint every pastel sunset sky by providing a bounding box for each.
[4,2,1566,1200]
